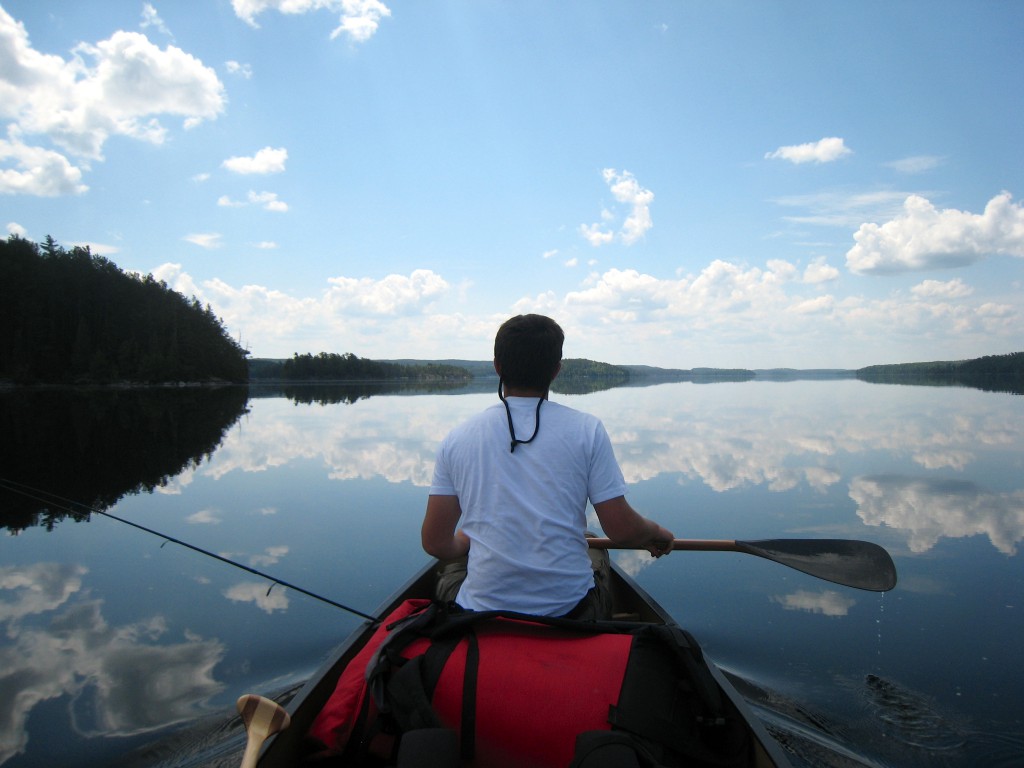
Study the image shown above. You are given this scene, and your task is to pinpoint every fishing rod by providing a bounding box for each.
[0,477,377,621]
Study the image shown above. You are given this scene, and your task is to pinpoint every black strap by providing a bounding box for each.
[456,631,479,759]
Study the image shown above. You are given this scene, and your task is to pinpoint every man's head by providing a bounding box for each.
[493,314,564,391]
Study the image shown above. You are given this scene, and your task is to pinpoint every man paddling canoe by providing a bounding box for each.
[421,314,674,619]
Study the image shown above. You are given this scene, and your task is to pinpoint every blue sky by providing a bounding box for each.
[3,1,1022,368]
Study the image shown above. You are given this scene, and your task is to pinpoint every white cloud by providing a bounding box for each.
[788,295,835,314]
[325,269,448,315]
[765,137,852,165]
[232,0,391,43]
[579,222,614,247]
[802,257,840,284]
[140,3,173,38]
[2,17,224,160]
[218,190,289,211]
[249,190,288,211]
[542,249,558,259]
[225,60,253,78]
[0,134,88,196]
[152,263,453,357]
[885,155,944,174]
[846,192,1024,274]
[0,6,224,194]
[605,168,654,244]
[253,241,278,249]
[6,221,27,237]
[150,251,1021,367]
[222,146,288,175]
[580,169,654,247]
[183,233,222,248]
[910,278,973,300]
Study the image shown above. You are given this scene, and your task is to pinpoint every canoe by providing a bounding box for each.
[255,561,794,768]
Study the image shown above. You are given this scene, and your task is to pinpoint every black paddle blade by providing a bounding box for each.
[738,539,897,592]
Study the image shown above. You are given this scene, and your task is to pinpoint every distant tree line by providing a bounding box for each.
[250,352,472,382]
[857,352,1024,395]
[0,235,249,384]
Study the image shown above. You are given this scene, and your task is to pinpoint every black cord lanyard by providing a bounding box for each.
[498,379,543,453]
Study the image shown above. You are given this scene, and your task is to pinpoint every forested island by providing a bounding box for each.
[856,352,1024,395]
[1,235,248,384]
[249,352,472,383]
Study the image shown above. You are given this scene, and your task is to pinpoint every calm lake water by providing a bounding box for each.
[1,380,1022,767]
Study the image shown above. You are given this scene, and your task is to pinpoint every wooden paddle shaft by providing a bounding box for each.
[586,538,737,551]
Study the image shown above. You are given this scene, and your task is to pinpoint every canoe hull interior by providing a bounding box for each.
[257,563,791,768]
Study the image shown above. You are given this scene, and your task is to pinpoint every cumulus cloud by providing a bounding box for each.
[151,263,453,357]
[580,169,654,246]
[765,137,852,164]
[232,0,392,43]
[222,146,288,174]
[6,221,27,237]
[802,257,840,284]
[325,269,448,314]
[910,278,973,300]
[0,6,224,194]
[846,192,1024,274]
[0,134,88,195]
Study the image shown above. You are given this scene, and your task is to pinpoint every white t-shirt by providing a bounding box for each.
[429,397,627,615]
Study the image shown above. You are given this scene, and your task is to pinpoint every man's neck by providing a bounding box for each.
[501,384,548,399]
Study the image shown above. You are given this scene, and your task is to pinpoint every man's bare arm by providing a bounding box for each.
[421,494,471,560]
[593,495,673,557]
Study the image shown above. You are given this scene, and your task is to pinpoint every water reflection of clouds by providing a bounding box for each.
[850,475,1024,555]
[224,581,289,613]
[0,563,224,764]
[203,396,451,486]
[771,589,856,617]
[193,389,1024,558]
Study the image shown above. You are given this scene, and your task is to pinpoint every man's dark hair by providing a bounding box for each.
[494,314,564,390]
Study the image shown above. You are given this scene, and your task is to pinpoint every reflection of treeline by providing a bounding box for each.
[551,359,629,394]
[857,352,1024,395]
[0,235,249,384]
[250,353,472,382]
[256,381,474,405]
[0,387,249,532]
